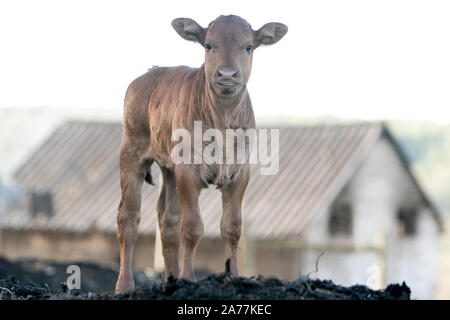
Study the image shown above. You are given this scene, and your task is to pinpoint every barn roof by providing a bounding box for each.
[1,121,442,238]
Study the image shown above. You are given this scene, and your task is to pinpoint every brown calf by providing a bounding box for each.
[115,15,287,293]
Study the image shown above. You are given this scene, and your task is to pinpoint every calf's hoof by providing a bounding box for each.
[115,274,135,294]
[179,270,196,281]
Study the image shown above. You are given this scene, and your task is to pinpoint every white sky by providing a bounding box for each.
[1,0,449,123]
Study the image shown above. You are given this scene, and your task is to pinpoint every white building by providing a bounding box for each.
[293,131,442,299]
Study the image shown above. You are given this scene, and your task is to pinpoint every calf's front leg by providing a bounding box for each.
[220,168,250,277]
[175,166,203,280]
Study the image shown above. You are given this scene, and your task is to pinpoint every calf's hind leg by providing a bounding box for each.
[157,167,181,280]
[115,138,148,294]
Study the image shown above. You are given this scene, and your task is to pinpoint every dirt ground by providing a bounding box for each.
[0,256,410,300]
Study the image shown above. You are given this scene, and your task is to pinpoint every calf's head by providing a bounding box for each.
[172,15,288,97]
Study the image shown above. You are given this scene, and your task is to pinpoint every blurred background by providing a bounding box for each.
[0,0,449,299]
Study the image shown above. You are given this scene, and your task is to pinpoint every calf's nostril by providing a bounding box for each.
[217,68,238,80]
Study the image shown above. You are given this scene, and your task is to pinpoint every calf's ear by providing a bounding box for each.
[255,22,288,47]
[172,18,205,44]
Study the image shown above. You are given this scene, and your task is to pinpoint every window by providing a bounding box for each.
[328,203,353,236]
[29,191,54,216]
[397,207,417,236]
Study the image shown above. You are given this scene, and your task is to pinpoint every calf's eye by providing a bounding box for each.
[246,45,253,53]
[205,43,211,52]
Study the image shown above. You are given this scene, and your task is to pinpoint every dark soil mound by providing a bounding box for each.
[0,256,150,295]
[0,256,411,300]
[106,274,410,300]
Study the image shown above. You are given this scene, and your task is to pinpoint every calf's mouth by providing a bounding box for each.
[213,81,241,95]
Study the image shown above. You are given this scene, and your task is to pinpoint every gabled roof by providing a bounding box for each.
[2,121,442,238]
